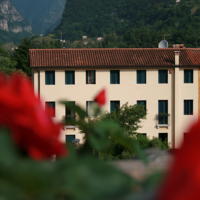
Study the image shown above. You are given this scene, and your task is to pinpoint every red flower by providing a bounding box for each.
[0,73,67,160]
[158,120,200,200]
[94,89,106,106]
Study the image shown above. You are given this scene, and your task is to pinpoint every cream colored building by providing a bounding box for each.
[29,48,200,148]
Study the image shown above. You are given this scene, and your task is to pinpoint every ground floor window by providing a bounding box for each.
[158,133,168,143]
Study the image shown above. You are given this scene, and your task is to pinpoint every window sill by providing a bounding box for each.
[156,124,169,128]
[64,125,76,129]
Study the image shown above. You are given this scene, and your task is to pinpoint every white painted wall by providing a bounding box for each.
[33,67,199,147]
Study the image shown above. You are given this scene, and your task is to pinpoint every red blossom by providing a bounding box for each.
[0,73,67,160]
[158,120,200,200]
[94,89,106,106]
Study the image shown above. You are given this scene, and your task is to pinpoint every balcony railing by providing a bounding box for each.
[157,113,169,126]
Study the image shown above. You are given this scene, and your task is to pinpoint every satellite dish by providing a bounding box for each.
[158,40,169,48]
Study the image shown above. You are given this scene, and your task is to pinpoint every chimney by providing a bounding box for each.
[173,44,185,48]
[174,51,180,66]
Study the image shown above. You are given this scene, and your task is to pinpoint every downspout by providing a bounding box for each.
[172,51,180,148]
[38,70,41,98]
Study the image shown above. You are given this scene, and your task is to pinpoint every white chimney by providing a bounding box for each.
[174,51,180,66]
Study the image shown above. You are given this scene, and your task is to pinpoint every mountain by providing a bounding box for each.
[11,0,66,34]
[0,0,31,43]
[54,0,200,47]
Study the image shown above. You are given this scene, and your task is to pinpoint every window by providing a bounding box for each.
[45,101,55,117]
[65,71,75,84]
[86,101,95,117]
[184,100,193,115]
[158,100,168,125]
[110,70,120,84]
[86,70,96,84]
[159,133,168,143]
[158,70,168,83]
[65,135,75,143]
[110,101,120,112]
[45,71,55,85]
[137,100,147,112]
[184,69,193,83]
[137,70,146,84]
[65,101,76,121]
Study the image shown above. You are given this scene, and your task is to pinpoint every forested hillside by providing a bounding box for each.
[55,0,200,47]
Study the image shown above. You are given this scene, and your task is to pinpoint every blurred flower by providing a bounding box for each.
[0,73,67,160]
[94,89,106,106]
[158,121,200,200]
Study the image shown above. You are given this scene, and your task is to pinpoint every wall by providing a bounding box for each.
[33,67,199,147]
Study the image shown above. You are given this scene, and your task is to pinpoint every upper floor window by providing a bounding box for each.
[86,101,95,117]
[137,100,147,112]
[45,101,56,117]
[65,101,76,121]
[137,70,146,84]
[184,69,193,83]
[45,71,55,85]
[110,70,120,84]
[184,100,193,115]
[158,70,168,83]
[65,71,75,85]
[158,100,168,125]
[110,101,120,112]
[86,70,96,84]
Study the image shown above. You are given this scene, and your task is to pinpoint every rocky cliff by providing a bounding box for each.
[11,0,66,34]
[0,0,31,34]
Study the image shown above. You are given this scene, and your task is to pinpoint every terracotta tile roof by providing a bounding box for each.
[29,48,200,68]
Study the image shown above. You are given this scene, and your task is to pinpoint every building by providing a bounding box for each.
[29,48,200,148]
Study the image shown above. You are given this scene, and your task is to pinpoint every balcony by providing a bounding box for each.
[156,113,169,128]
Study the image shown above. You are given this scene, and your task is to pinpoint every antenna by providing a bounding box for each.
[158,40,169,48]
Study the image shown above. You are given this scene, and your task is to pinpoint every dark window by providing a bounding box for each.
[184,69,193,83]
[159,133,168,143]
[65,101,76,121]
[184,100,193,115]
[45,71,55,85]
[159,70,168,83]
[45,101,56,117]
[110,101,120,112]
[158,100,168,124]
[137,100,147,112]
[137,70,146,84]
[65,71,75,84]
[110,70,120,84]
[86,70,96,84]
[65,135,75,143]
[86,101,95,117]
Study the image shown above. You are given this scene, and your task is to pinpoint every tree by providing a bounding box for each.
[12,35,62,76]
[100,103,146,136]
[0,46,18,74]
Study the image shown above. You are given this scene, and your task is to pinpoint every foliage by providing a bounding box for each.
[0,75,165,199]
[55,0,200,47]
[0,46,18,74]
[100,103,146,136]
[12,35,62,76]
[0,34,62,76]
[137,135,168,150]
[62,101,168,160]
[0,128,136,200]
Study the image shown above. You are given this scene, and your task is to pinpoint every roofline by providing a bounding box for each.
[30,65,200,70]
[29,48,200,51]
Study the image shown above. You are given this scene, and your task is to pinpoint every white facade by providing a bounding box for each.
[33,66,199,148]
